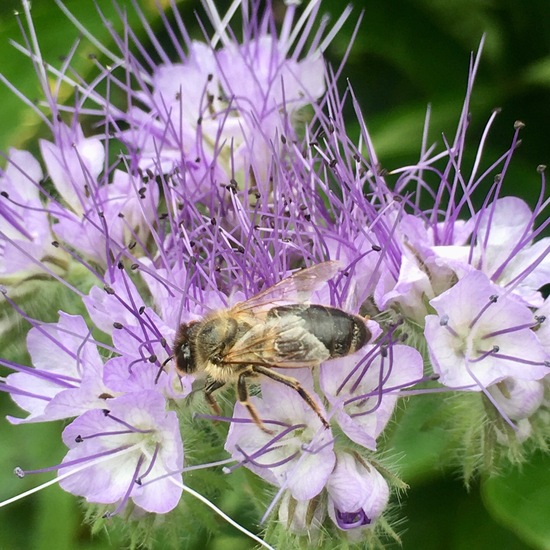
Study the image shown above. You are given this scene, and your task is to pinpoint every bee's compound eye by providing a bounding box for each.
[173,323,197,373]
[177,342,195,373]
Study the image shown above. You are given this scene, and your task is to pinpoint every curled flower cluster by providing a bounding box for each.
[0,1,549,548]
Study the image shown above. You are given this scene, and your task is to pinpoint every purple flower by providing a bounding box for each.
[39,122,104,214]
[488,378,545,421]
[424,270,549,389]
[0,149,67,281]
[321,341,424,450]
[52,168,160,266]
[5,312,110,424]
[118,3,327,197]
[433,197,550,307]
[326,452,389,531]
[59,390,183,514]
[225,369,335,501]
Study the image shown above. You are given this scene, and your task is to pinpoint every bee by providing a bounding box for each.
[173,262,371,432]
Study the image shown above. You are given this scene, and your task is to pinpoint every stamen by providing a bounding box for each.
[15,445,135,476]
[223,424,306,474]
[0,445,140,509]
[490,351,549,367]
[482,321,540,339]
[470,346,499,362]
[233,444,300,470]
[468,294,498,329]
[76,427,153,441]
[103,454,145,518]
[136,444,160,484]
[103,411,154,434]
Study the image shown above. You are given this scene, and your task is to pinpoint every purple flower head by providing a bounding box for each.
[425,270,549,389]
[326,452,390,532]
[225,369,335,501]
[59,390,183,514]
[2,0,550,545]
[113,1,333,198]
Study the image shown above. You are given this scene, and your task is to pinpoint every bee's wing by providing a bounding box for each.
[231,261,341,318]
[221,314,330,368]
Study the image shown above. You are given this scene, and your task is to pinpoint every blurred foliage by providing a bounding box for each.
[0,0,549,549]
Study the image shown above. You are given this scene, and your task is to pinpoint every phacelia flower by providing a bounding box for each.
[58,390,183,514]
[424,270,549,389]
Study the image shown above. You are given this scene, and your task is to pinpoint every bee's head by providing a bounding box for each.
[173,321,198,374]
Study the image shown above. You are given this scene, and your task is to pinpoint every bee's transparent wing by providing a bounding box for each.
[231,261,341,317]
[221,314,330,368]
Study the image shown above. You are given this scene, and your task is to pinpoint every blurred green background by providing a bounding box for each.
[0,0,549,549]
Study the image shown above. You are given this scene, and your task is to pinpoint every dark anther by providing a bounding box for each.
[104,285,116,295]
[371,244,382,252]
[131,263,139,270]
[75,435,83,443]
[148,354,157,363]
[139,306,146,315]
[113,322,123,330]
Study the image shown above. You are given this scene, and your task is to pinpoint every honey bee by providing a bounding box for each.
[173,262,371,432]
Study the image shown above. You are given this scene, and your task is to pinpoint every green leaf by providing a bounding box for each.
[482,452,550,550]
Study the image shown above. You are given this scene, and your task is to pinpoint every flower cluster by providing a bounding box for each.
[1,1,549,548]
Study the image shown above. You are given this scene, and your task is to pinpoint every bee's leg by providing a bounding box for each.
[204,378,225,416]
[237,372,273,434]
[252,366,330,429]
